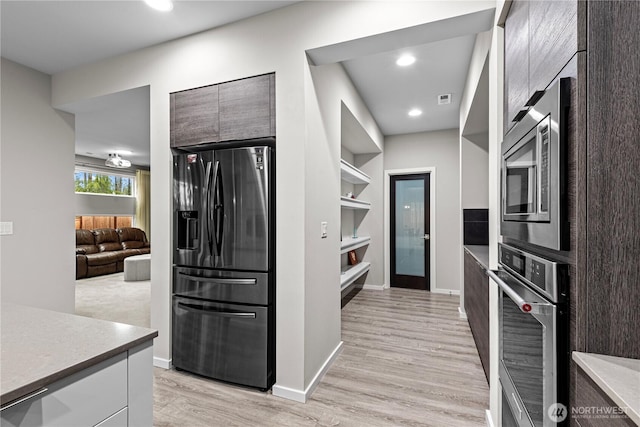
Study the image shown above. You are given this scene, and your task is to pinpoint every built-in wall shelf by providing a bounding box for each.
[340,262,371,291]
[340,159,371,185]
[340,236,371,254]
[340,196,370,210]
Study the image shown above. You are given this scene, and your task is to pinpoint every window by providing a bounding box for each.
[74,169,135,196]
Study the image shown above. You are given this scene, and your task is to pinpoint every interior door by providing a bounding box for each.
[390,174,430,290]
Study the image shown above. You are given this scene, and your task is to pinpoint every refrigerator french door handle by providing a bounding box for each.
[179,272,257,285]
[177,302,256,318]
[204,161,214,256]
[212,160,224,256]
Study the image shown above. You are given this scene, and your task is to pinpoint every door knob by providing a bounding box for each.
[423,234,430,240]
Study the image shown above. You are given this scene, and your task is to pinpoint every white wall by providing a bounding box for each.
[0,58,76,313]
[459,31,493,131]
[384,129,461,292]
[304,60,384,388]
[75,193,135,217]
[461,137,489,209]
[488,5,507,425]
[356,151,385,286]
[45,0,494,398]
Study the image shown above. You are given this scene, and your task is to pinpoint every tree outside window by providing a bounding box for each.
[75,170,135,196]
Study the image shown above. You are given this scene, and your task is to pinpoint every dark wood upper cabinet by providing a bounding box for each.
[529,0,578,97]
[504,0,529,134]
[170,73,275,148]
[170,84,219,148]
[504,0,578,135]
[219,74,275,142]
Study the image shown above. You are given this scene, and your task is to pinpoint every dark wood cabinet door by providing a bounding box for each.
[504,0,530,135]
[585,0,640,359]
[170,85,219,148]
[529,0,578,96]
[464,251,489,383]
[219,74,275,141]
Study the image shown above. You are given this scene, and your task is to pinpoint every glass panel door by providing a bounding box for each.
[390,174,429,290]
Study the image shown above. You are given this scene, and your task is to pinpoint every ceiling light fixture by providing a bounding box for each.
[105,153,132,169]
[408,108,422,117]
[396,55,416,67]
[144,0,173,12]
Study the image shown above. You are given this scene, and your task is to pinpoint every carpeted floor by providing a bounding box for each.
[75,272,150,328]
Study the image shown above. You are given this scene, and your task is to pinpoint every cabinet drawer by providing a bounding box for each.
[95,407,128,427]
[1,353,127,427]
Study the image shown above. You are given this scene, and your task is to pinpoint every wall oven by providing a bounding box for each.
[489,244,568,427]
[501,78,570,251]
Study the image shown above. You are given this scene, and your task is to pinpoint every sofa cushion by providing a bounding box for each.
[118,227,148,243]
[121,248,143,258]
[76,229,95,246]
[93,228,120,245]
[85,252,119,266]
[122,240,144,250]
[77,244,99,255]
[98,242,122,252]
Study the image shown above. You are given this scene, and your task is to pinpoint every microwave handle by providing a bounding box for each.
[488,270,533,313]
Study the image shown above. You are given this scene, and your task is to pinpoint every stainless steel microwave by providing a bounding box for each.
[501,78,570,251]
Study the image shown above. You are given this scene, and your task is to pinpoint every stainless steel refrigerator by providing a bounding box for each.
[172,139,275,391]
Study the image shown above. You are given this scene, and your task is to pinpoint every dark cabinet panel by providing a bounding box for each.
[170,85,219,148]
[504,0,529,134]
[529,0,578,96]
[573,364,636,426]
[504,0,579,135]
[585,0,640,359]
[219,74,275,141]
[464,251,489,382]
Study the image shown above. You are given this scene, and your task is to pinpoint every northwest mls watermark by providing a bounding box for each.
[547,403,630,422]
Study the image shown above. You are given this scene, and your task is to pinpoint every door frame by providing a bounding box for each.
[384,167,437,292]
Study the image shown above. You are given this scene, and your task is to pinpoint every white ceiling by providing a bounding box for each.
[1,1,493,167]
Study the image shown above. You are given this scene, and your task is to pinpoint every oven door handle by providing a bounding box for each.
[487,270,551,314]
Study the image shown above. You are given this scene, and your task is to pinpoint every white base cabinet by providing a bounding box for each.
[1,342,153,427]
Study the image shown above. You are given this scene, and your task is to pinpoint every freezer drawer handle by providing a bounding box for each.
[179,273,257,285]
[177,302,256,318]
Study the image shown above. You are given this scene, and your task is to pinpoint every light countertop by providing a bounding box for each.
[464,245,490,270]
[0,303,157,405]
[573,352,640,425]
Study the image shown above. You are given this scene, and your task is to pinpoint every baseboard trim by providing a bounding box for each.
[272,341,343,403]
[485,409,495,427]
[153,356,171,369]
[458,306,468,319]
[431,288,460,296]
[362,283,385,291]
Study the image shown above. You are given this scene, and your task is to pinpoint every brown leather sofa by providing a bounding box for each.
[76,227,151,279]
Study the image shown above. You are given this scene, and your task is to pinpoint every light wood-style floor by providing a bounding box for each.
[153,288,489,426]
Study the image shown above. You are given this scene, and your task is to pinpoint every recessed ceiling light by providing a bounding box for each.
[396,55,416,67]
[408,108,422,117]
[144,0,173,12]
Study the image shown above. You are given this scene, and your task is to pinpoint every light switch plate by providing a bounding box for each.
[0,222,14,235]
[321,221,328,239]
